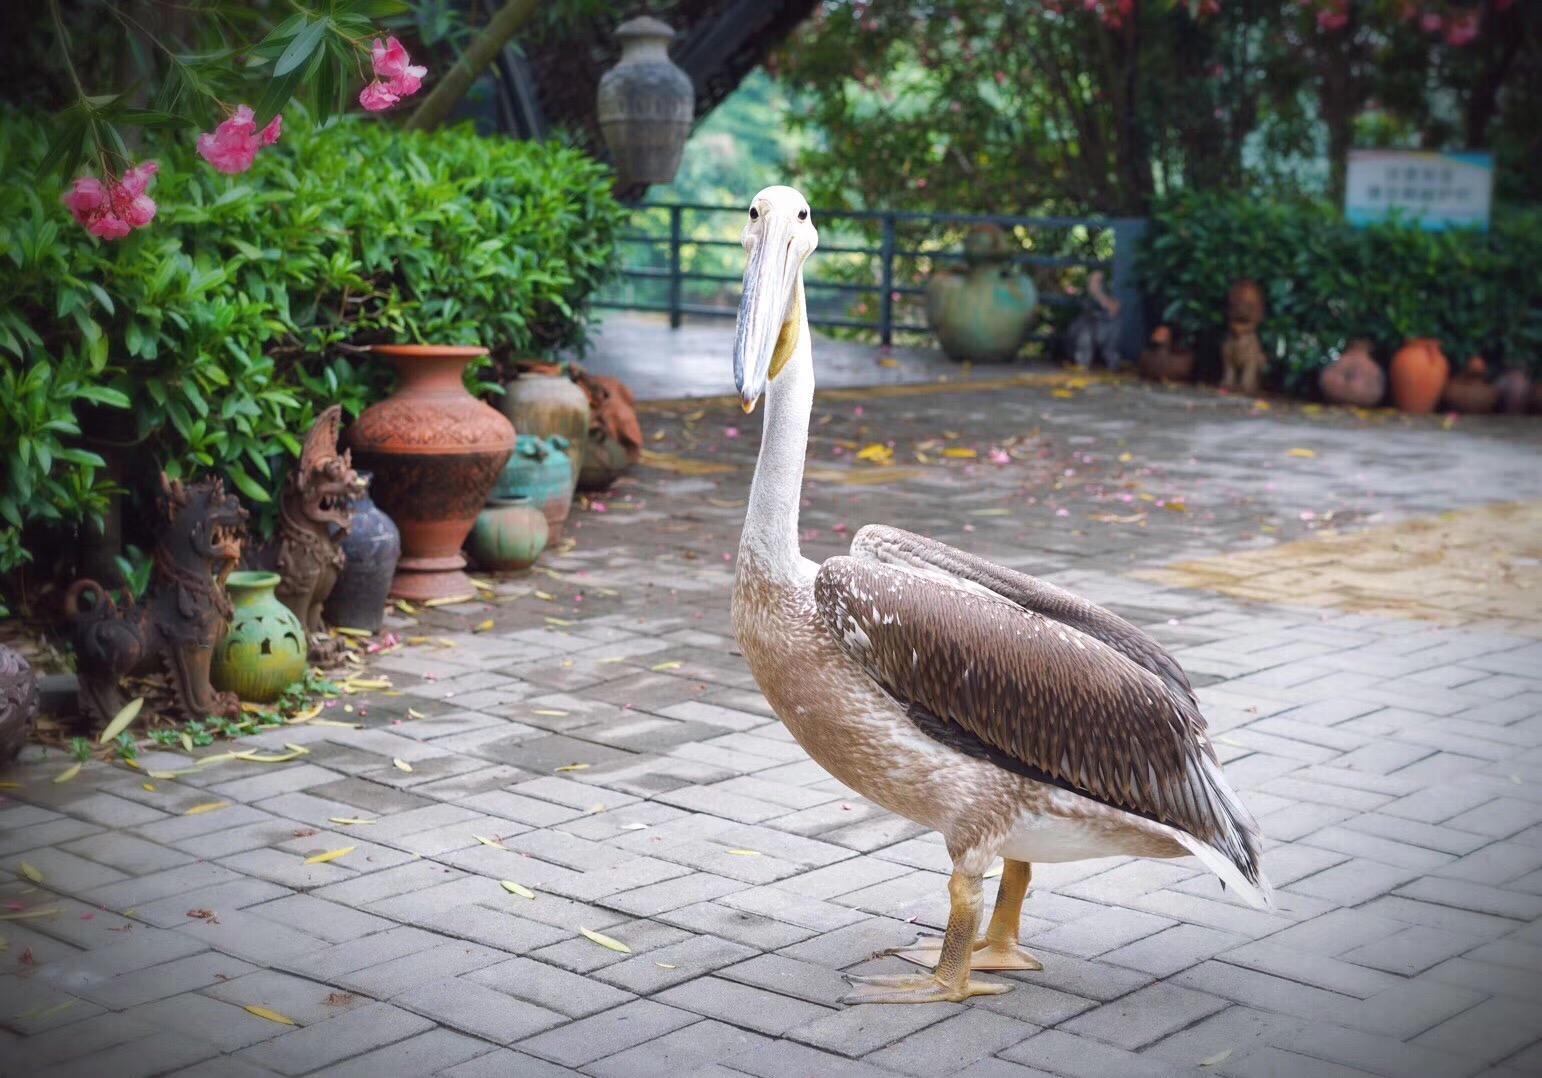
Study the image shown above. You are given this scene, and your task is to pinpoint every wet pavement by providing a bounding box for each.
[3,337,1542,1078]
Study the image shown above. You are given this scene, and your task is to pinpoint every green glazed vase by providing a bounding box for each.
[468,497,549,572]
[211,571,308,703]
[494,434,575,543]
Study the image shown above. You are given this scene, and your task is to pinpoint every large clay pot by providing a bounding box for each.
[1319,340,1385,407]
[468,497,549,572]
[322,472,400,632]
[212,572,308,703]
[597,16,694,186]
[343,346,515,601]
[1137,327,1194,383]
[925,224,1038,362]
[1443,357,1499,414]
[494,435,576,544]
[1388,338,1450,415]
[1494,368,1533,416]
[501,371,590,481]
[0,645,39,763]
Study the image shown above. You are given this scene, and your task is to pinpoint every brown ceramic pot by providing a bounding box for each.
[1493,368,1533,416]
[500,371,589,486]
[1137,327,1194,383]
[1442,357,1499,415]
[1319,341,1385,408]
[1388,338,1449,415]
[344,345,515,601]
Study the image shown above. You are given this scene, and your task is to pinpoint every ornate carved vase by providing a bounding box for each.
[494,435,576,544]
[597,16,695,186]
[343,346,516,601]
[0,645,39,763]
[1319,340,1385,407]
[1389,338,1450,415]
[468,497,549,572]
[211,572,308,703]
[322,472,401,632]
[499,371,590,482]
[924,224,1038,363]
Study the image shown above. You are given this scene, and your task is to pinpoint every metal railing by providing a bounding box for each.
[593,203,1148,358]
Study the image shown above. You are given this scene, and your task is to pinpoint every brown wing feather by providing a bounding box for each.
[849,525,1194,704]
[814,554,1262,883]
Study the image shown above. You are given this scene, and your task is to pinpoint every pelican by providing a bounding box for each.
[729,186,1270,1005]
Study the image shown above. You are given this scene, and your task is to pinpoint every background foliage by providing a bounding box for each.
[1142,192,1542,389]
[0,111,622,585]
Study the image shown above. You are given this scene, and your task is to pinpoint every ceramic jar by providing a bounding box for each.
[1138,327,1195,383]
[494,435,575,544]
[500,371,589,482]
[343,345,515,601]
[1319,341,1385,407]
[0,645,39,763]
[1443,357,1499,414]
[597,16,694,185]
[212,572,308,702]
[1388,339,1450,415]
[468,497,549,572]
[1494,368,1533,415]
[322,472,401,632]
[924,224,1039,362]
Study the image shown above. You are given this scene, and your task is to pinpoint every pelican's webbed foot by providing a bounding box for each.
[841,971,1008,1005]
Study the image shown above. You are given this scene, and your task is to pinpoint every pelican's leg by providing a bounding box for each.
[974,860,1044,970]
[888,860,1044,971]
[841,871,1011,1004]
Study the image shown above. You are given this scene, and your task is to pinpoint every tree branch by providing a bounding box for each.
[405,0,541,133]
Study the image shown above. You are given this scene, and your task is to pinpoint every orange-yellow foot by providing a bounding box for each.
[888,934,1044,971]
[840,971,1011,1005]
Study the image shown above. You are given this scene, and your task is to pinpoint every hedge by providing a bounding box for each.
[0,113,624,581]
[1141,191,1542,391]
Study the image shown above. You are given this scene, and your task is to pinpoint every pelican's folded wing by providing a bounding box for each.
[849,525,1195,705]
[813,553,1266,901]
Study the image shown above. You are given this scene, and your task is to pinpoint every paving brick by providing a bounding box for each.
[725,1038,903,1078]
[0,1012,155,1074]
[337,940,506,998]
[234,1001,435,1075]
[999,1028,1189,1077]
[1271,1022,1477,1078]
[467,956,635,1017]
[585,1018,776,1078]
[515,999,700,1067]
[864,1007,1039,1077]
[1060,981,1228,1050]
[1028,907,1177,959]
[244,894,395,944]
[438,1048,576,1078]
[281,925,444,981]
[528,918,693,975]
[393,976,564,1042]
[33,927,208,997]
[1345,978,1487,1039]
[591,932,758,994]
[82,950,258,1009]
[789,994,966,1057]
[1341,924,1484,976]
[309,1028,494,1078]
[1101,923,1249,978]
[127,992,288,1052]
[1413,996,1541,1065]
[1218,941,1400,999]
[603,870,748,916]
[32,1032,219,1078]
[658,898,818,949]
[655,975,835,1034]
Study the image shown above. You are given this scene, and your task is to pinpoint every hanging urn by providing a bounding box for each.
[597,16,694,186]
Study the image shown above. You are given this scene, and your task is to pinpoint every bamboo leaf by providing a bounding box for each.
[579,926,631,953]
[184,801,230,815]
[53,764,81,784]
[500,880,535,899]
[18,862,43,884]
[304,847,354,864]
[244,1004,297,1025]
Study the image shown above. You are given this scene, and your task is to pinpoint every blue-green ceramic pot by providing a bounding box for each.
[493,435,575,543]
[468,497,549,572]
[211,571,308,703]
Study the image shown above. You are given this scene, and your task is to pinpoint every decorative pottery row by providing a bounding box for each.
[342,345,516,601]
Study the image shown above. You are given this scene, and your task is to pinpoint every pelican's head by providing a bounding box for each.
[734,185,818,413]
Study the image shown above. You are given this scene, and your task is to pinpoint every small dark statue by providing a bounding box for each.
[0,645,40,763]
[1064,271,1124,372]
[65,474,247,727]
[274,406,358,660]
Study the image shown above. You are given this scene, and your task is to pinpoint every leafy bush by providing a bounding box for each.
[0,112,623,581]
[1141,192,1542,391]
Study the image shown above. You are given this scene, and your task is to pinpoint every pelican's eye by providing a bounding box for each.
[749,207,759,221]
[798,208,808,221]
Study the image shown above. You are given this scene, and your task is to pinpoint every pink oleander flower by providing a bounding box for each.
[1421,11,1444,33]
[1444,9,1480,44]
[358,80,400,112]
[197,105,283,175]
[61,163,158,241]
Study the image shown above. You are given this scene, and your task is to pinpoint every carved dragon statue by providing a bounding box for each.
[66,474,247,728]
[275,406,359,661]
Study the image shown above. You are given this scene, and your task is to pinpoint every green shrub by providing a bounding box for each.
[0,112,623,580]
[1141,192,1542,391]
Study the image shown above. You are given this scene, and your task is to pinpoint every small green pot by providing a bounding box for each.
[211,571,309,703]
[468,497,549,572]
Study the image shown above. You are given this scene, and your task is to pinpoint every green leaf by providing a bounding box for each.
[274,19,327,79]
[227,466,271,504]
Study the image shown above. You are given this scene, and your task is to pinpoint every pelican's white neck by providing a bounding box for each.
[740,278,814,585]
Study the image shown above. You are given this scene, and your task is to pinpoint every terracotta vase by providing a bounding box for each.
[1493,368,1532,416]
[1388,338,1450,415]
[343,345,515,601]
[211,572,308,703]
[1319,341,1385,407]
[500,371,589,490]
[1442,357,1499,414]
[468,496,549,572]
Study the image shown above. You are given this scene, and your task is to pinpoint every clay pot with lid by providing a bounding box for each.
[343,345,515,601]
[1388,338,1450,415]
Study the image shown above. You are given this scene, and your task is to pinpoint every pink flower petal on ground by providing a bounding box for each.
[359,80,400,112]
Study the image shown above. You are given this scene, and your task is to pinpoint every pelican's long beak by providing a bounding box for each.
[734,211,798,413]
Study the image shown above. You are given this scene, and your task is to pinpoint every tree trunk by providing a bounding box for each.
[405,0,542,133]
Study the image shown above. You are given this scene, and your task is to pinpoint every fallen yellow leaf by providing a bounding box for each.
[545,617,573,627]
[393,759,413,773]
[474,620,495,633]
[329,817,376,826]
[555,763,590,772]
[406,708,425,720]
[304,847,355,864]
[579,927,631,953]
[98,697,145,744]
[233,750,305,764]
[655,963,677,969]
[0,907,60,921]
[332,627,373,638]
[855,444,894,464]
[533,590,555,602]
[18,863,42,884]
[651,661,683,672]
[1287,448,1317,458]
[184,802,230,815]
[725,850,761,857]
[500,881,536,899]
[474,835,505,848]
[941,447,978,459]
[142,783,156,792]
[244,1005,296,1025]
[532,709,569,717]
[53,764,81,784]
[423,594,477,607]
